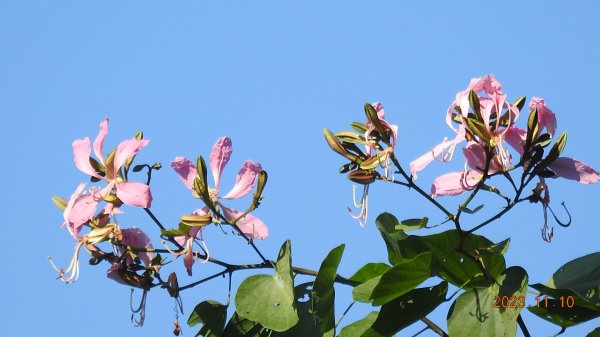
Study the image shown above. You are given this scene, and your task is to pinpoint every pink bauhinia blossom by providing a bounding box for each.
[410,75,519,178]
[166,208,211,276]
[171,136,268,240]
[430,142,501,198]
[62,183,100,239]
[72,117,152,209]
[504,98,599,184]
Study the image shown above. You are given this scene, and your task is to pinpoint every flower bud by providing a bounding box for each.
[347,169,377,185]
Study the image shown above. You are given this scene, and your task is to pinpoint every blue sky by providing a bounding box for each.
[1,1,599,336]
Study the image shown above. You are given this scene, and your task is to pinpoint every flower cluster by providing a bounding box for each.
[323,102,398,226]
[170,136,268,276]
[50,118,157,284]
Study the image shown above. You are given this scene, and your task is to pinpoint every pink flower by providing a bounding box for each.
[72,118,152,208]
[430,142,499,198]
[118,227,157,269]
[62,183,99,239]
[169,208,210,276]
[106,228,155,329]
[411,75,518,178]
[172,137,268,240]
[504,98,599,184]
[529,97,557,137]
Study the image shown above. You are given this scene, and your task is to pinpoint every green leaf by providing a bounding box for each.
[375,213,407,265]
[187,300,227,337]
[312,244,345,334]
[338,312,379,337]
[394,230,507,288]
[361,282,448,337]
[370,252,432,305]
[394,217,428,232]
[278,283,327,337]
[587,327,600,337]
[235,240,298,332]
[51,196,68,211]
[547,252,600,305]
[352,276,387,303]
[351,263,391,303]
[459,204,484,215]
[447,266,528,337]
[528,283,600,328]
[222,312,264,337]
[349,263,392,283]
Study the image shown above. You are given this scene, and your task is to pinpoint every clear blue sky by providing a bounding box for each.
[1,1,599,336]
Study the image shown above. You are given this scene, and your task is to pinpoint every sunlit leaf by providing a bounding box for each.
[394,217,428,232]
[351,264,391,303]
[375,213,407,265]
[312,244,345,335]
[447,267,528,337]
[370,252,432,305]
[337,312,379,337]
[235,240,298,331]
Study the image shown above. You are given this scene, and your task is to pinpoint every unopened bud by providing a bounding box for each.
[180,214,212,227]
[347,169,377,185]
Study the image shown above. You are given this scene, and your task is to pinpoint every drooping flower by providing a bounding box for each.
[72,117,153,208]
[171,137,268,240]
[49,224,117,283]
[168,208,211,276]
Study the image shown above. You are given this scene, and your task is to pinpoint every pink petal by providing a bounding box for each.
[210,137,233,190]
[549,157,600,184]
[221,160,262,199]
[463,142,486,171]
[504,126,526,155]
[530,97,557,137]
[221,206,268,239]
[372,101,385,120]
[73,138,102,178]
[93,118,109,166]
[121,227,155,267]
[107,262,127,285]
[63,183,99,239]
[116,181,153,208]
[171,157,198,190]
[431,170,482,198]
[183,246,195,276]
[410,127,465,178]
[193,207,210,216]
[112,139,150,174]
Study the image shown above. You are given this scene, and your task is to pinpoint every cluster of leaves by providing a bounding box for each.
[187,213,600,337]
